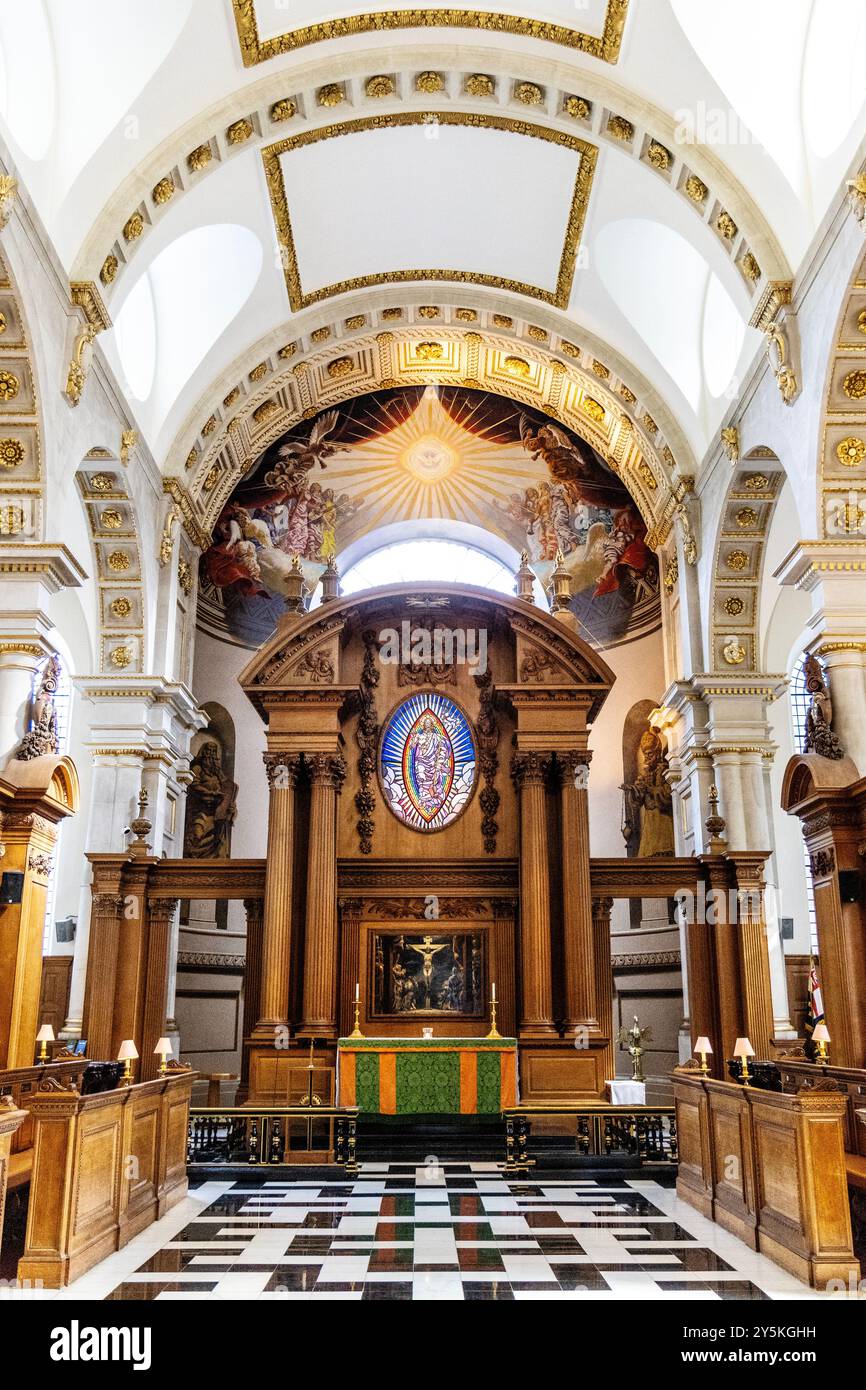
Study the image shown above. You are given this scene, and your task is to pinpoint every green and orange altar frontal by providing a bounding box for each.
[337,1037,519,1114]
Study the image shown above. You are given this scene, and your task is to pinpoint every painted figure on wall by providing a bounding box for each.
[183,740,238,859]
[200,386,659,648]
[621,728,675,858]
[373,931,483,1017]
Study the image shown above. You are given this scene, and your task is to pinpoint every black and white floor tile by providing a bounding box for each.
[16,1163,846,1301]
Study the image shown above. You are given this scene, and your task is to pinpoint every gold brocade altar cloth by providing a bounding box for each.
[336,1037,519,1115]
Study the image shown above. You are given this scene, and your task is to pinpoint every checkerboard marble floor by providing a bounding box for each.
[14,1162,838,1303]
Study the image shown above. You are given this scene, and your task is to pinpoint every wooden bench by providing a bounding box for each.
[846,1154,866,1190]
[6,1149,32,1190]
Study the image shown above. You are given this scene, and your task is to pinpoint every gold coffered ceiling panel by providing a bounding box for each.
[232,0,629,65]
[263,112,597,311]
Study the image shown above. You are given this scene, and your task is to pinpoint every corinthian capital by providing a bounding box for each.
[510,750,551,787]
[263,752,302,789]
[307,752,347,791]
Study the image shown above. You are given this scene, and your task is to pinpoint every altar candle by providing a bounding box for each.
[491,982,496,1002]
[354,982,360,1002]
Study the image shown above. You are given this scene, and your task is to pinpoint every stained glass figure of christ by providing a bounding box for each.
[379,693,477,831]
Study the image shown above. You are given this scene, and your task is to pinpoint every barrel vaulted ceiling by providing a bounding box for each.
[1,0,865,474]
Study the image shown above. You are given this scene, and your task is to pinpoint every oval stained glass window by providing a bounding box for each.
[379,693,477,832]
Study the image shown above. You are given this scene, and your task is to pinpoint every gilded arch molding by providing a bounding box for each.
[230,0,630,65]
[168,322,690,552]
[708,449,785,674]
[71,49,788,301]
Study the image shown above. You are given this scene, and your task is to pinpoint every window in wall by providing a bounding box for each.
[789,654,818,955]
[341,539,517,597]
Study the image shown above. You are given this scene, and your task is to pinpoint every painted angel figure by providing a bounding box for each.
[519,412,592,481]
[264,409,347,489]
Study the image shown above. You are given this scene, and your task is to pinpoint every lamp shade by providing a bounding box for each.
[812,1023,831,1044]
[154,1036,172,1056]
[117,1039,139,1062]
[733,1037,755,1058]
[694,1036,713,1055]
[35,1024,55,1043]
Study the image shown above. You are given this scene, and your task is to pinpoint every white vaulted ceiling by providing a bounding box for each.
[0,0,864,465]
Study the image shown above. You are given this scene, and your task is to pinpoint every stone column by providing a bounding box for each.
[511,752,556,1039]
[301,754,347,1039]
[591,897,615,1083]
[556,752,597,1032]
[140,898,178,1082]
[254,753,302,1038]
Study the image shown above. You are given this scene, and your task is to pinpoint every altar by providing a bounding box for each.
[337,1038,519,1114]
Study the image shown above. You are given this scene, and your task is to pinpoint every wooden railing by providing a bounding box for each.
[502,1103,677,1172]
[187,1106,359,1173]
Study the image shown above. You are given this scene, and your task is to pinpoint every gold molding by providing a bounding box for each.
[262,111,597,310]
[232,0,629,66]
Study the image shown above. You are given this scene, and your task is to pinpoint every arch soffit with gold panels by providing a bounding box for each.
[71,47,790,302]
[167,321,693,559]
[75,451,148,676]
[708,448,786,675]
[818,242,866,544]
[0,247,44,545]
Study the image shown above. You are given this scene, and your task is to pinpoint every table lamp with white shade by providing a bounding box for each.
[154,1037,172,1074]
[694,1035,713,1075]
[733,1036,755,1085]
[35,1023,54,1065]
[117,1039,139,1084]
[812,1022,831,1062]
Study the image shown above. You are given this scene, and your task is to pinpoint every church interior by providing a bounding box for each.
[1,0,866,1326]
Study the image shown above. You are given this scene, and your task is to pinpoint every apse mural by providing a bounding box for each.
[379,692,477,832]
[199,386,660,647]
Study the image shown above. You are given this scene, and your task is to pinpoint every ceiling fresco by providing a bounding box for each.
[199,385,660,649]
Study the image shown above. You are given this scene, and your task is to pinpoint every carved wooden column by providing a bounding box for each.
[511,752,556,1039]
[338,898,363,1038]
[301,754,347,1038]
[729,853,775,1056]
[254,753,302,1038]
[556,752,597,1032]
[239,897,264,1093]
[492,899,517,1039]
[591,897,615,1083]
[140,898,178,1081]
[688,858,724,1075]
[81,885,125,1063]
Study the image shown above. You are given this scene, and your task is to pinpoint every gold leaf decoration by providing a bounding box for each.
[177,557,193,596]
[187,143,213,171]
[582,397,605,422]
[317,83,344,108]
[528,325,548,341]
[327,356,354,379]
[110,596,132,618]
[415,341,444,360]
[249,362,268,381]
[227,118,253,145]
[684,174,707,204]
[345,314,366,329]
[725,549,749,571]
[277,342,296,358]
[0,437,24,469]
[619,384,636,402]
[311,325,331,342]
[101,509,123,529]
[253,399,280,424]
[646,141,671,170]
[564,95,591,120]
[270,98,296,123]
[724,595,745,616]
[381,307,403,320]
[223,387,240,407]
[607,114,634,141]
[418,305,440,318]
[492,314,512,328]
[836,436,866,467]
[152,176,175,205]
[843,369,866,399]
[201,415,217,436]
[365,75,394,98]
[123,212,144,242]
[455,308,477,321]
[100,254,119,285]
[736,507,758,527]
[465,73,495,98]
[107,550,130,572]
[110,645,132,669]
[592,360,609,378]
[642,412,658,434]
[0,369,19,401]
[416,71,444,94]
[504,355,530,377]
[717,210,738,240]
[744,473,769,490]
[514,81,543,106]
[739,252,761,281]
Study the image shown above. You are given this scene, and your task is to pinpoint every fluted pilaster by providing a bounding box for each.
[302,754,346,1038]
[511,751,556,1038]
[254,753,302,1036]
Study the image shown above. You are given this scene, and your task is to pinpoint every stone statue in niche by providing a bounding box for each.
[15,654,61,760]
[802,653,844,760]
[183,739,238,858]
[621,728,675,857]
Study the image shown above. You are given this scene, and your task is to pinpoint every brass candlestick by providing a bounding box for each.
[349,997,364,1039]
[486,994,501,1040]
